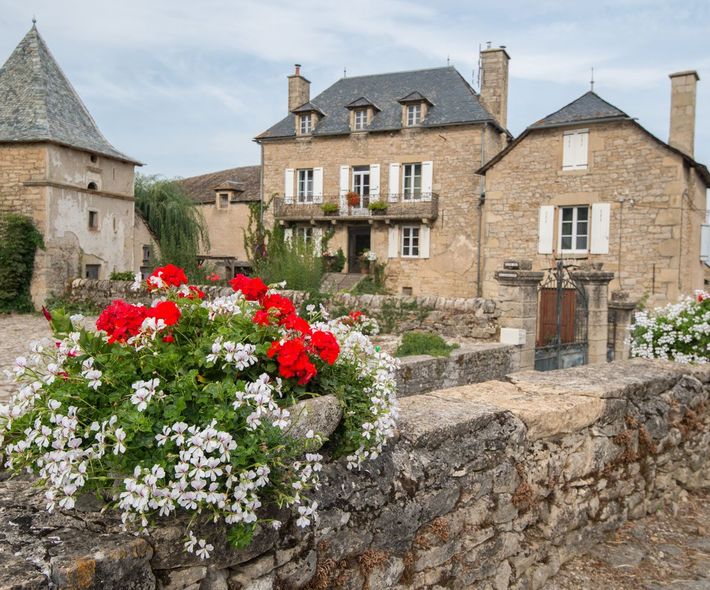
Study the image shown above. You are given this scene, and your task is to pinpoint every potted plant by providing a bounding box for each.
[368,201,388,215]
[321,202,339,216]
[346,191,361,208]
[359,249,377,274]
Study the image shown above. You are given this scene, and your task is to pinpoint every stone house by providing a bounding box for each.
[478,73,710,305]
[255,49,511,298]
[0,24,149,304]
[178,165,261,277]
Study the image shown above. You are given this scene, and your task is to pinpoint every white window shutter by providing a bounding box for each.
[388,226,399,258]
[419,226,430,258]
[701,224,710,263]
[421,161,433,201]
[313,167,323,203]
[538,205,555,254]
[562,134,574,170]
[283,227,293,244]
[313,227,323,255]
[576,131,589,169]
[388,163,400,202]
[370,164,380,200]
[339,165,349,195]
[590,202,611,254]
[284,168,294,204]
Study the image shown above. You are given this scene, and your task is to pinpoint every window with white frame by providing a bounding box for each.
[406,103,422,126]
[401,226,420,257]
[297,169,314,202]
[354,109,368,130]
[295,226,313,243]
[402,163,422,199]
[559,206,589,253]
[352,165,370,208]
[562,129,589,170]
[299,114,312,134]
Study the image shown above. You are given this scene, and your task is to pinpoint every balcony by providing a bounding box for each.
[273,193,438,223]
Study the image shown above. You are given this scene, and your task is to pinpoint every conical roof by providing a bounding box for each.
[0,25,140,163]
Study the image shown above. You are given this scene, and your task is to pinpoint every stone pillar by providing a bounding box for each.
[608,291,637,361]
[495,261,544,371]
[571,267,614,365]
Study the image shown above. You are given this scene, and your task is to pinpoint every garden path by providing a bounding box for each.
[0,313,51,403]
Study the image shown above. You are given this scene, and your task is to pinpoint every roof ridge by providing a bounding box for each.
[335,65,455,81]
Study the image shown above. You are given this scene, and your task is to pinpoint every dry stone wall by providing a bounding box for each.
[1,359,708,590]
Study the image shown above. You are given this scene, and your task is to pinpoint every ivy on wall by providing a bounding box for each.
[0,213,44,313]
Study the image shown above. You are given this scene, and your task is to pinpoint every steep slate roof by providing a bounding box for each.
[256,66,502,140]
[178,165,261,204]
[529,91,629,128]
[477,90,710,185]
[0,25,140,164]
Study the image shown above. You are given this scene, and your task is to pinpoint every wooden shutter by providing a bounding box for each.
[419,225,430,258]
[388,163,400,202]
[339,165,349,213]
[284,168,294,204]
[590,202,611,254]
[421,161,433,201]
[370,164,380,201]
[313,167,323,203]
[576,131,589,169]
[702,224,710,263]
[388,226,399,258]
[538,205,555,254]
[283,227,293,244]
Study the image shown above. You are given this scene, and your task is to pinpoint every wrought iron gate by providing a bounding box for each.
[534,261,588,371]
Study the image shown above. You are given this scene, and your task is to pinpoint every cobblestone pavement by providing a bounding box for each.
[549,489,710,589]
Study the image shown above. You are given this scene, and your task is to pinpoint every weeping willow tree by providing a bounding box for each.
[134,174,209,277]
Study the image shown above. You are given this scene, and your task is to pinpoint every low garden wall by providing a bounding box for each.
[2,359,708,589]
[66,279,500,340]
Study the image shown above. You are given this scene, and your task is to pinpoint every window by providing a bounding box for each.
[354,109,368,130]
[562,129,589,170]
[85,264,100,279]
[402,163,422,200]
[352,166,370,208]
[87,181,98,190]
[559,206,589,253]
[401,226,420,257]
[297,169,314,202]
[218,193,229,208]
[299,114,312,134]
[142,245,152,264]
[90,154,97,164]
[406,104,422,126]
[295,226,313,243]
[88,210,98,230]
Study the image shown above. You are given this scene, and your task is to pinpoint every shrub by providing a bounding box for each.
[0,266,398,558]
[0,213,44,313]
[367,201,388,212]
[321,203,339,215]
[44,295,100,316]
[252,228,324,292]
[395,331,458,358]
[631,291,709,363]
[110,271,136,281]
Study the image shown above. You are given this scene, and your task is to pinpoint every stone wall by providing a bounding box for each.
[66,280,501,340]
[1,360,708,590]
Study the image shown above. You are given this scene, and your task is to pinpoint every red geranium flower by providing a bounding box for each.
[96,300,148,344]
[146,301,181,327]
[282,313,312,335]
[146,264,188,291]
[261,294,295,322]
[179,285,205,300]
[206,273,222,282]
[230,274,268,301]
[310,330,340,365]
[253,310,270,326]
[267,338,317,385]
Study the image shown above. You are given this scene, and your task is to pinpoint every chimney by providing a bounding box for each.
[288,64,310,113]
[479,45,510,129]
[668,70,699,157]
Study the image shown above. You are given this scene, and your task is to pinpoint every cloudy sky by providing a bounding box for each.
[1,0,709,177]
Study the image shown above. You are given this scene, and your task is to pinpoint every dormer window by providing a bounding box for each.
[406,104,422,126]
[299,114,312,135]
[354,109,368,130]
[218,193,229,208]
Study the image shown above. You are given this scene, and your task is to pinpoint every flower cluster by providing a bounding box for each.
[0,265,398,559]
[631,290,709,364]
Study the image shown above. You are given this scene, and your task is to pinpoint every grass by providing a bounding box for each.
[395,331,459,358]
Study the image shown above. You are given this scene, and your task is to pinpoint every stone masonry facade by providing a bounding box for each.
[481,120,708,305]
[0,360,708,589]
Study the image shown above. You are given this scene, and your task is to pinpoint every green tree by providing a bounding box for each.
[134,175,209,277]
[0,213,44,313]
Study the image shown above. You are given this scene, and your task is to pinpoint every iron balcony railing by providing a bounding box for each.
[273,193,438,222]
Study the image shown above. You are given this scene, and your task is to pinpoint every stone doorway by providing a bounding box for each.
[347,225,371,273]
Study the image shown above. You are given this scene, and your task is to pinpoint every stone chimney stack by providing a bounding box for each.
[288,64,310,113]
[668,70,699,157]
[479,44,510,129]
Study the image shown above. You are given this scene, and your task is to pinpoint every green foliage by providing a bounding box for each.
[367,201,388,211]
[371,297,430,334]
[243,197,272,264]
[321,203,339,214]
[0,213,44,313]
[351,262,388,295]
[134,174,209,276]
[110,271,136,281]
[44,295,101,316]
[333,248,346,272]
[252,227,324,292]
[395,331,459,357]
